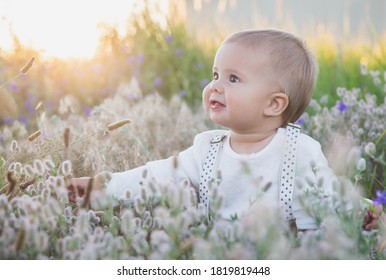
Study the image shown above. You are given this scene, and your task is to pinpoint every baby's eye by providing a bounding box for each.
[212,72,219,80]
[229,74,240,83]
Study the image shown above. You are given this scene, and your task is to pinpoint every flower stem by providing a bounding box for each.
[0,73,22,90]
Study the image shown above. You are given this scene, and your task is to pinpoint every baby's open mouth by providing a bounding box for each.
[210,100,225,109]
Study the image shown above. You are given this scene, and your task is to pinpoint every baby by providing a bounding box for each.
[68,29,379,231]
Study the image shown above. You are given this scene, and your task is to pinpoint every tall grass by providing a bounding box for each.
[311,32,386,106]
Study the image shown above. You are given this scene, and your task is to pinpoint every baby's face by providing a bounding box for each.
[202,42,281,133]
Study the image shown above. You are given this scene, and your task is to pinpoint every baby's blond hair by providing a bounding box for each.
[222,29,318,125]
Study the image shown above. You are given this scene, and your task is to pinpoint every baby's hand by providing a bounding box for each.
[363,203,386,231]
[66,177,91,203]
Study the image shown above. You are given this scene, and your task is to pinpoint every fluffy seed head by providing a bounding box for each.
[33,159,45,176]
[23,164,35,177]
[44,159,55,171]
[27,130,42,141]
[20,57,35,74]
[10,140,20,153]
[107,119,131,131]
[60,160,72,175]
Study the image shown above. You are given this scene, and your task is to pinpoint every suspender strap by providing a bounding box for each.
[199,124,300,225]
[279,123,300,222]
[198,134,226,212]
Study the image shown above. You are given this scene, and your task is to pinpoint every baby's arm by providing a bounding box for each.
[66,156,195,203]
[66,131,212,204]
[293,137,337,230]
[105,132,210,201]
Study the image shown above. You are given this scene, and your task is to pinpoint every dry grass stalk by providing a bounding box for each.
[63,128,70,148]
[6,171,16,195]
[15,228,26,252]
[0,57,35,90]
[19,178,36,190]
[35,101,43,111]
[0,183,10,195]
[20,57,35,74]
[81,177,94,209]
[27,130,42,141]
[107,119,131,131]
[63,128,70,160]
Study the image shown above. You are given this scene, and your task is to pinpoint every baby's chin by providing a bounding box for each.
[209,116,229,128]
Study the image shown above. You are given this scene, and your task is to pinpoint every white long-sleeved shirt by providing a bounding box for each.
[106,128,336,230]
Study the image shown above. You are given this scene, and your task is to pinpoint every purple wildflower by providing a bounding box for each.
[154,77,163,87]
[196,63,204,69]
[199,79,209,89]
[175,49,184,57]
[19,115,29,124]
[374,190,386,205]
[127,55,144,65]
[180,90,187,97]
[3,117,13,123]
[337,100,347,113]
[164,34,173,44]
[25,95,35,116]
[137,55,144,65]
[45,100,54,111]
[82,105,92,116]
[295,117,304,126]
[9,81,19,92]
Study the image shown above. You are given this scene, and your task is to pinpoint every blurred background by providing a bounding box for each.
[0,0,385,126]
[184,0,386,42]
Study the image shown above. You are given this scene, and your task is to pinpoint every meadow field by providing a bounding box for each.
[0,8,385,259]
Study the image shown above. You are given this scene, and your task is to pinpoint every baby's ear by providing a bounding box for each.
[264,93,289,117]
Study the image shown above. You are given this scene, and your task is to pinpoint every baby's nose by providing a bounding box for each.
[210,80,224,94]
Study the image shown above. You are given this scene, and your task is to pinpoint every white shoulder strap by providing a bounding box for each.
[198,134,226,213]
[279,123,301,223]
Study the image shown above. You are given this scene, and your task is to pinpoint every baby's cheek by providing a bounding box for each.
[202,86,211,110]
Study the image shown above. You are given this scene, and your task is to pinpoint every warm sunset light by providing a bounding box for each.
[0,0,169,59]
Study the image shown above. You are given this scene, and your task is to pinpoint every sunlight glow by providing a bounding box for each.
[0,0,170,60]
